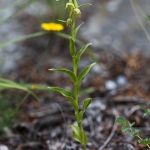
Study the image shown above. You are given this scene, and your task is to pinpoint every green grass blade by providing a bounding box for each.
[0,31,47,49]
[0,0,38,24]
[0,0,23,14]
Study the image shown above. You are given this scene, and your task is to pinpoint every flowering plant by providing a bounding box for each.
[42,0,94,149]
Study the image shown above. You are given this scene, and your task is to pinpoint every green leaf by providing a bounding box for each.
[71,125,82,143]
[146,15,150,22]
[122,125,130,132]
[58,19,66,23]
[82,98,92,111]
[129,122,135,127]
[81,129,87,146]
[77,63,96,92]
[78,3,92,8]
[75,43,92,69]
[48,87,78,111]
[55,32,99,63]
[49,68,77,83]
[74,22,84,38]
[78,98,92,122]
[130,129,141,137]
[140,105,147,112]
[140,105,150,118]
[69,37,76,56]
[138,138,150,145]
[0,32,47,49]
[48,87,72,97]
[0,78,39,102]
[116,117,126,125]
[71,125,87,146]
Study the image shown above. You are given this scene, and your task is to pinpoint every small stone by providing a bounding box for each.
[0,145,9,150]
[105,80,117,90]
[116,75,127,86]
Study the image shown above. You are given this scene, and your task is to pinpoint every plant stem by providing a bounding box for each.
[82,145,86,150]
[71,12,86,150]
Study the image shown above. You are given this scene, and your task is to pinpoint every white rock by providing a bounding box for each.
[0,145,9,150]
[105,80,117,90]
[116,75,127,86]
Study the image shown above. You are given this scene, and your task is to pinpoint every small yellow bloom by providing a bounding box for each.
[41,22,64,31]
[32,84,37,90]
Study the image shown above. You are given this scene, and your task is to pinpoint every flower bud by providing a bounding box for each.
[74,8,81,17]
[66,18,72,27]
[66,2,75,10]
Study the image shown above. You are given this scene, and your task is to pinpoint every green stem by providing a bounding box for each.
[69,4,86,150]
[130,128,150,149]
[72,14,78,102]
[73,0,78,8]
[82,145,86,150]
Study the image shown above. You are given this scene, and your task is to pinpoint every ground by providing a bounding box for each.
[1,40,150,149]
[1,1,150,149]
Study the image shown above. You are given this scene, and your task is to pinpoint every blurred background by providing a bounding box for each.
[1,0,150,149]
[1,0,150,72]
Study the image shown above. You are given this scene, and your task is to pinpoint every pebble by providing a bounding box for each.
[116,75,127,86]
[105,80,117,90]
[0,145,9,150]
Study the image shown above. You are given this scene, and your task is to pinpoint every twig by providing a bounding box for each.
[127,105,140,117]
[98,120,117,150]
[55,103,67,149]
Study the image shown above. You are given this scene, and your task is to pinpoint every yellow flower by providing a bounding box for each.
[41,22,64,31]
[32,84,37,90]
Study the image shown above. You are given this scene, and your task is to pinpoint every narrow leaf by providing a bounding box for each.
[0,31,47,49]
[48,87,78,110]
[0,78,39,102]
[77,63,96,92]
[79,98,92,120]
[69,37,76,56]
[48,87,72,97]
[58,19,66,23]
[81,129,87,146]
[0,82,28,91]
[71,125,82,143]
[78,3,92,8]
[82,98,92,111]
[49,68,76,83]
[74,22,84,37]
[75,43,92,69]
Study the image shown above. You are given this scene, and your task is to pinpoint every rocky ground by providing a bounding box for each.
[0,0,150,150]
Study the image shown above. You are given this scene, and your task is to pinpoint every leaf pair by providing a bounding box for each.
[49,63,96,94]
[116,117,135,132]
